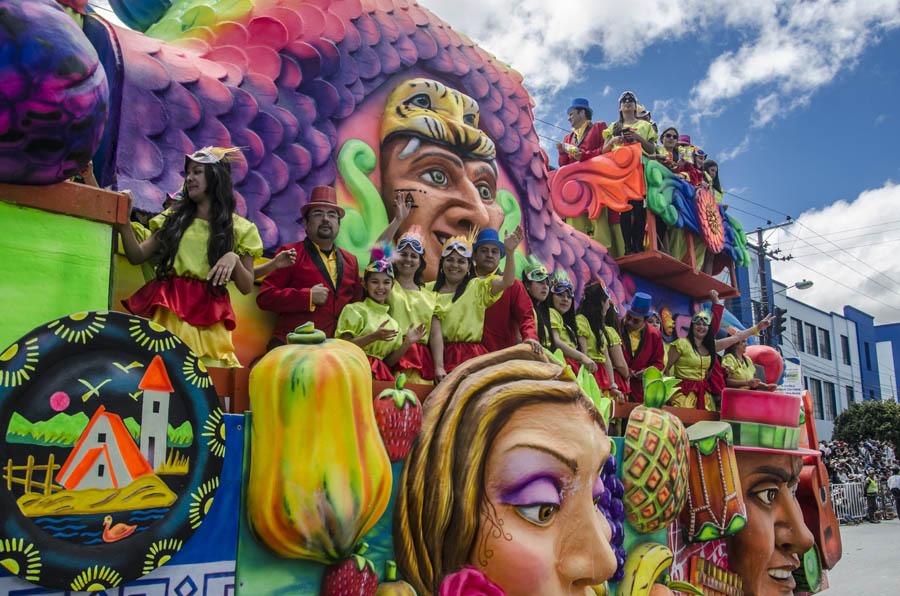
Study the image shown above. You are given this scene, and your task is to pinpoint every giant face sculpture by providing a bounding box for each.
[395,346,617,595]
[380,79,505,280]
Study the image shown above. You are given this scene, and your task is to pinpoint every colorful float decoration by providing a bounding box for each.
[0,311,222,591]
[0,0,842,594]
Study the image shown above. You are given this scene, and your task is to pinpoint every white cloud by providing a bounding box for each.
[423,1,900,124]
[719,135,751,162]
[769,181,900,324]
[602,85,613,97]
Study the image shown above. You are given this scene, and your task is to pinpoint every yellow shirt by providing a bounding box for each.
[602,120,658,154]
[606,326,622,347]
[313,243,338,286]
[576,315,605,362]
[722,353,756,382]
[549,308,578,350]
[335,298,402,359]
[148,211,263,278]
[670,338,712,381]
[629,329,642,353]
[388,283,436,343]
[571,121,590,145]
[432,277,502,343]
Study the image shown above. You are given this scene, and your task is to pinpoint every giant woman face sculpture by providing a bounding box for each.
[380,79,505,280]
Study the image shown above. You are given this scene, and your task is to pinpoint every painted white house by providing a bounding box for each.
[773,280,864,440]
[55,406,152,490]
[138,355,173,471]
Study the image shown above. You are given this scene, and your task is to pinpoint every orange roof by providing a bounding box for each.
[57,405,152,488]
[61,445,120,490]
[139,355,174,393]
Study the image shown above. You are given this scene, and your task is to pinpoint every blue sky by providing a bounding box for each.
[90,0,900,322]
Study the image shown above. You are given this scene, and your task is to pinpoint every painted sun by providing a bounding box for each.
[46,312,108,344]
[0,337,39,388]
[128,318,180,352]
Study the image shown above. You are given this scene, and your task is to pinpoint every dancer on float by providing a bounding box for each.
[387,225,437,384]
[257,185,363,346]
[118,147,263,367]
[666,311,773,410]
[473,228,541,354]
[602,91,659,254]
[548,277,597,374]
[429,227,523,381]
[521,259,554,351]
[621,292,665,402]
[578,282,628,401]
[396,344,618,595]
[723,334,777,391]
[336,255,425,382]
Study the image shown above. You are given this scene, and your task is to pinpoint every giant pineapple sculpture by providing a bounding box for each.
[623,367,689,533]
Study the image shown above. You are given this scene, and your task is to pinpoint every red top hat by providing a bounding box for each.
[720,389,820,457]
[301,186,345,218]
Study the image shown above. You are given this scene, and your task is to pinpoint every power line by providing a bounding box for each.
[781,258,900,315]
[534,117,572,134]
[788,237,900,259]
[794,221,899,287]
[723,189,793,219]
[770,223,900,244]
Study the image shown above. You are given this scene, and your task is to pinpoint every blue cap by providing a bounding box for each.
[473,228,505,257]
[568,97,591,112]
[626,292,653,317]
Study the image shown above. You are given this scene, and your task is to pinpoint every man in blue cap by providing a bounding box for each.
[473,228,540,353]
[621,291,665,402]
[556,97,607,167]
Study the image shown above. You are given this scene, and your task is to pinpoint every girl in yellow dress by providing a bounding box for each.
[336,257,425,381]
[387,227,437,384]
[430,227,523,381]
[548,278,596,374]
[118,147,262,367]
[577,283,626,401]
[521,260,554,350]
[666,312,771,410]
[722,336,777,391]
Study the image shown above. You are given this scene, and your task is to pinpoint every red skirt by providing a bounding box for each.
[395,342,435,381]
[445,342,488,373]
[593,364,611,389]
[123,277,235,330]
[564,356,581,373]
[369,356,395,382]
[614,371,632,400]
[678,379,710,409]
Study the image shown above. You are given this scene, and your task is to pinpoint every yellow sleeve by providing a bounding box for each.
[149,210,171,234]
[335,304,364,338]
[605,326,622,347]
[576,315,592,339]
[721,354,737,374]
[476,275,503,308]
[549,308,566,333]
[640,120,658,144]
[602,126,614,140]
[234,216,263,258]
[672,338,690,358]
[131,221,152,242]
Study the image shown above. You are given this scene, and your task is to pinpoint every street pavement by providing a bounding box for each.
[825,518,898,594]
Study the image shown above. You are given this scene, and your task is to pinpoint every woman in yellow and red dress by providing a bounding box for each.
[429,227,523,382]
[117,147,262,367]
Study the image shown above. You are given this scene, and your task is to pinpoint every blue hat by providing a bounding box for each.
[626,292,653,317]
[568,98,591,113]
[473,228,505,257]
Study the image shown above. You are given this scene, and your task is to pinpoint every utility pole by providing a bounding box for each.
[750,220,794,345]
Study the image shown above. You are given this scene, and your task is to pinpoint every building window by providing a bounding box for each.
[98,464,105,478]
[824,382,836,420]
[845,385,854,404]
[153,401,160,414]
[841,335,851,365]
[818,328,831,360]
[809,378,824,418]
[865,343,872,370]
[805,324,819,357]
[97,433,106,443]
[792,318,805,352]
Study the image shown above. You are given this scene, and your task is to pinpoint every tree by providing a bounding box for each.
[833,400,900,451]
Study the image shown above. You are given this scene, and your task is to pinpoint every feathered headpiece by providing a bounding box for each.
[550,275,574,296]
[365,241,395,277]
[397,225,426,255]
[185,146,243,165]
[440,228,478,259]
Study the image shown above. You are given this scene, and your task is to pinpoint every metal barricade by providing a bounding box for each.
[830,482,866,522]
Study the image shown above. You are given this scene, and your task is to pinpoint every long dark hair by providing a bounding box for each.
[579,283,612,354]
[155,161,235,281]
[433,254,474,302]
[552,295,579,348]
[524,276,552,347]
[660,126,680,160]
[688,318,719,369]
[703,159,722,194]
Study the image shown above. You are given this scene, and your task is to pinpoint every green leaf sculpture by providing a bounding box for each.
[641,366,680,409]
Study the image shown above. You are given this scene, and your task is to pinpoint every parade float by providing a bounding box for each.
[0,0,839,594]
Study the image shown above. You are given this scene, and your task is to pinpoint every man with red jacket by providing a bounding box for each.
[556,98,607,167]
[473,229,540,353]
[257,186,362,348]
[622,292,665,403]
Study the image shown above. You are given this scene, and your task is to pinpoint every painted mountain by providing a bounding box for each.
[6,412,193,447]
